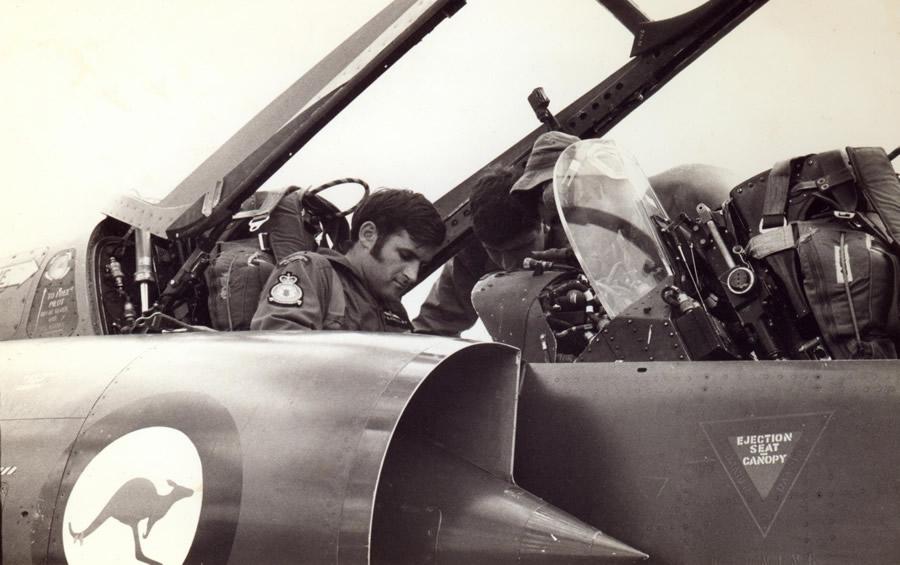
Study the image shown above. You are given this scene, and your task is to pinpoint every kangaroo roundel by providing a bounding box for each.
[62,427,203,565]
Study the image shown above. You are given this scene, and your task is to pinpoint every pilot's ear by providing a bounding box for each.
[358,220,379,250]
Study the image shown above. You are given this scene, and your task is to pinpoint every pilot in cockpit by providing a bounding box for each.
[413,130,735,337]
[412,132,579,336]
[251,188,445,332]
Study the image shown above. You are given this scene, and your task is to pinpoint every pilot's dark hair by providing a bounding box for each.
[470,166,541,246]
[351,188,446,249]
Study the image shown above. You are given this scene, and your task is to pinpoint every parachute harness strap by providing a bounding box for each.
[838,231,863,352]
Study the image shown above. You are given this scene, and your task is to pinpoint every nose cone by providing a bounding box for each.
[519,500,649,561]
[373,436,648,563]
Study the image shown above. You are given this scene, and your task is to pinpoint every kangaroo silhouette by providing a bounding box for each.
[68,477,194,565]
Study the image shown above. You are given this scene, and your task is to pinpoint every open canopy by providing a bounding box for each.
[102,0,769,267]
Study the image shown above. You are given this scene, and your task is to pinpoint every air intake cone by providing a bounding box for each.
[373,436,647,563]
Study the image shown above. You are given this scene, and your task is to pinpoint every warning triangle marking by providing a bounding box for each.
[700,412,833,538]
[727,432,801,499]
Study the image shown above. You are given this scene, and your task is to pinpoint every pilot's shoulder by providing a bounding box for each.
[277,250,332,270]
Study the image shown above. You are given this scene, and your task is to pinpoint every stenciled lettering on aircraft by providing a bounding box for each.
[734,433,795,467]
[700,412,833,538]
[26,248,78,338]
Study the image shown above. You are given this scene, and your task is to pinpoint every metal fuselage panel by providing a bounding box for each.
[0,228,98,342]
[1,336,151,564]
[1,332,508,565]
[515,360,900,564]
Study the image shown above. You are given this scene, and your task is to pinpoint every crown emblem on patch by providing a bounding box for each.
[267,271,304,306]
[278,272,298,285]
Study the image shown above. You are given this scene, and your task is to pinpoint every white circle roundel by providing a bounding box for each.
[62,426,203,565]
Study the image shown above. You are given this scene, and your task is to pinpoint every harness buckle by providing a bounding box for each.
[249,213,270,233]
[758,216,787,234]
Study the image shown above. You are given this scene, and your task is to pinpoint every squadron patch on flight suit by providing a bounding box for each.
[267,272,304,306]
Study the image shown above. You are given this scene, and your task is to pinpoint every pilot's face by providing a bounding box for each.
[360,228,435,302]
[482,225,547,271]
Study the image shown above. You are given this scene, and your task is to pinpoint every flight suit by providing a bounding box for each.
[250,249,411,332]
[413,241,492,336]
[413,224,568,336]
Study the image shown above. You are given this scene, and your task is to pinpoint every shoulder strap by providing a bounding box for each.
[232,185,303,222]
[761,159,793,229]
[817,149,858,212]
[324,266,347,322]
[847,146,900,249]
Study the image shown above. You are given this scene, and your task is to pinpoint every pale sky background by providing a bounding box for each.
[1,0,897,330]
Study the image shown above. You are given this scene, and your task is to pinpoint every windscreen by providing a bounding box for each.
[553,139,672,318]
